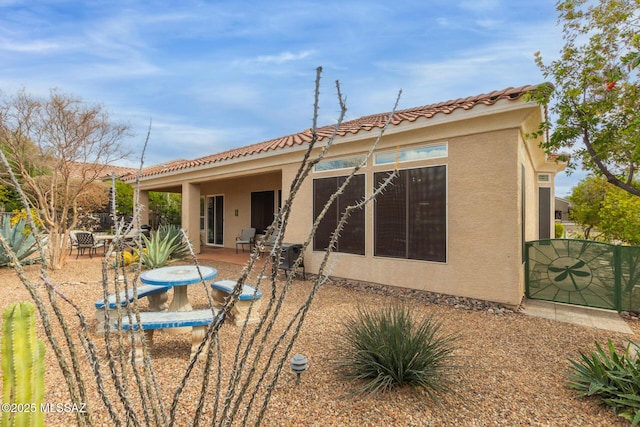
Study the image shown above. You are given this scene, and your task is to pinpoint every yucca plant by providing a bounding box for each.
[0,216,41,267]
[140,224,190,269]
[568,340,640,425]
[336,303,459,400]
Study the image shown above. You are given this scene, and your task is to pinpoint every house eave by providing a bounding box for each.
[135,97,541,184]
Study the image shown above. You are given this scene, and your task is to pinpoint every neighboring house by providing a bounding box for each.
[554,196,577,236]
[554,196,572,222]
[126,84,566,307]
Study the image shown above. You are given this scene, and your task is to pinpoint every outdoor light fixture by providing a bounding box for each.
[290,354,308,385]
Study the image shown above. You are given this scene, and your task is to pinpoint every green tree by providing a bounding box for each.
[533,0,640,197]
[0,89,131,269]
[114,180,134,215]
[569,175,640,244]
[149,192,181,226]
[598,185,640,245]
[568,175,609,239]
[0,184,21,211]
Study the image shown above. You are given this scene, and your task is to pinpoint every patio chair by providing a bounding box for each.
[68,230,80,256]
[75,231,105,258]
[235,228,256,254]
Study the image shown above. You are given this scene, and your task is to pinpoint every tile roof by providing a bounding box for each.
[66,162,138,180]
[134,84,546,179]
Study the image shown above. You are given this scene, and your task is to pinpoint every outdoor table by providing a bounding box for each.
[94,232,142,245]
[140,265,218,312]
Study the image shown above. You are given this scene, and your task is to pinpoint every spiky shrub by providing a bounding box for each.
[568,340,640,425]
[140,224,190,269]
[1,302,45,427]
[0,216,41,267]
[336,303,458,400]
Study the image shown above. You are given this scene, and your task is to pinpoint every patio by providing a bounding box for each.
[197,246,261,266]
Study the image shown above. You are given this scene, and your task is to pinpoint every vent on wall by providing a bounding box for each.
[537,174,550,183]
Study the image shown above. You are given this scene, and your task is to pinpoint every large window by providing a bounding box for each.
[374,165,447,262]
[313,175,365,255]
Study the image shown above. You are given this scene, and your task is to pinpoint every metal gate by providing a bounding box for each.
[525,239,640,312]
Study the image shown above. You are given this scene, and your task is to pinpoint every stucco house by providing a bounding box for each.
[128,84,566,307]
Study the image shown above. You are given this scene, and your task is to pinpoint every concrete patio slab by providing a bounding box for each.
[524,299,634,335]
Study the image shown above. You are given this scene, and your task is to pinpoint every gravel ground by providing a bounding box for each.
[1,257,638,427]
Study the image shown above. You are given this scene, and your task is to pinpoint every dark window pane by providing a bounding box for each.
[313,178,338,251]
[214,195,224,245]
[313,175,365,254]
[407,166,446,262]
[374,172,407,257]
[337,175,365,255]
[374,166,447,262]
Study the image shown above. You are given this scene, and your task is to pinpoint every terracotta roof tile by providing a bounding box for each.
[135,84,545,179]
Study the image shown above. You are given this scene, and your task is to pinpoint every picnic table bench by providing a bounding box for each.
[94,284,170,332]
[115,308,220,363]
[210,280,262,326]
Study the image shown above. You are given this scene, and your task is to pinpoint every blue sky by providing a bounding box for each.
[0,0,581,195]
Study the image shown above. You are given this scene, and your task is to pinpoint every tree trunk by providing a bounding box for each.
[46,228,67,270]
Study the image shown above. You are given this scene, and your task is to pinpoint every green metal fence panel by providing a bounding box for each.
[619,245,640,312]
[525,239,619,311]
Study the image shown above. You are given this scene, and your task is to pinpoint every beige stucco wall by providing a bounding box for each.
[198,172,282,247]
[283,125,526,305]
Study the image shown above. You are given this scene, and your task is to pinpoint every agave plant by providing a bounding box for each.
[140,224,190,269]
[0,216,41,267]
[568,339,640,425]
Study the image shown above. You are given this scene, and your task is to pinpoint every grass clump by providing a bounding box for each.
[568,339,640,425]
[336,303,459,400]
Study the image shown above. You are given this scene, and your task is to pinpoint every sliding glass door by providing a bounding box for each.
[206,195,224,246]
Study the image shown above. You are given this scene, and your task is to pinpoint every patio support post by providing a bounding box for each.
[182,182,201,254]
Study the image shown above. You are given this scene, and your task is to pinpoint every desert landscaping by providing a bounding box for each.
[1,255,636,426]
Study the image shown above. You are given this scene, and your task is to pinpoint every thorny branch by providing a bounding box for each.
[1,68,402,427]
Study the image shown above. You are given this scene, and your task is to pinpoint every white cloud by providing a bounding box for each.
[256,50,314,65]
[0,38,60,52]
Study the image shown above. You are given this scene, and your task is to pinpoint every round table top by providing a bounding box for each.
[140,265,217,287]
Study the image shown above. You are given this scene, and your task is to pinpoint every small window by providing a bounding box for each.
[314,155,366,172]
[537,174,550,183]
[375,143,447,166]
